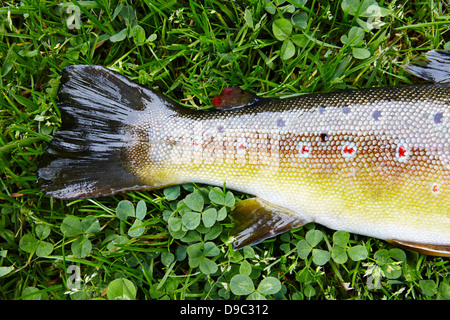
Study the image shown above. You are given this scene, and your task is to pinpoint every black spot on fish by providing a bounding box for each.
[372,110,382,121]
[343,106,351,114]
[434,112,443,124]
[277,118,286,127]
[320,132,329,143]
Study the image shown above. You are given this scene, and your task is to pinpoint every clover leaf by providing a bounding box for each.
[296,229,331,265]
[115,200,147,237]
[19,224,54,257]
[230,274,281,299]
[60,216,101,257]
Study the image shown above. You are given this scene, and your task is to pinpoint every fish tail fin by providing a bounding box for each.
[403,50,450,83]
[38,65,177,200]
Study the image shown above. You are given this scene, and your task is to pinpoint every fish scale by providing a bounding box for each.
[123,84,449,246]
[38,50,450,256]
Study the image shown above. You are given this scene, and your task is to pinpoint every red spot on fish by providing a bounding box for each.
[396,142,409,163]
[297,142,311,158]
[236,138,248,154]
[213,98,222,106]
[432,185,439,193]
[192,139,200,146]
[398,146,407,158]
[342,142,357,159]
[224,87,232,95]
[343,146,354,154]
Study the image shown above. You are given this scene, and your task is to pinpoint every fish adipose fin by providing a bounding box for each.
[387,239,450,257]
[230,197,308,250]
[403,50,450,83]
[38,65,175,200]
[212,86,265,110]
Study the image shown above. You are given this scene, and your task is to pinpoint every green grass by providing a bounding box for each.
[0,0,449,300]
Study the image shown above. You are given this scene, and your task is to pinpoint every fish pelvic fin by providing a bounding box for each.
[230,197,308,250]
[38,65,180,200]
[387,239,450,257]
[403,50,450,83]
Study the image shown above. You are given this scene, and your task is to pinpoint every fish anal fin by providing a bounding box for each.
[230,197,307,250]
[387,239,450,257]
[212,86,263,111]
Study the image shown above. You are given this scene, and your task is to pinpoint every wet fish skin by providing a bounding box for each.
[38,51,450,256]
[123,82,449,250]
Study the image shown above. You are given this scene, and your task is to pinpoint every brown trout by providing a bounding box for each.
[38,50,450,256]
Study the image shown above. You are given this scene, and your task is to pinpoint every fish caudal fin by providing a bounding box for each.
[38,65,169,200]
[403,50,450,83]
[230,197,307,250]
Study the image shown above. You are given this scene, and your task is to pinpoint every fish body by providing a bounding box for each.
[38,51,450,256]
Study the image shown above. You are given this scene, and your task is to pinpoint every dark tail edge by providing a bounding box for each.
[403,50,450,83]
[38,65,173,200]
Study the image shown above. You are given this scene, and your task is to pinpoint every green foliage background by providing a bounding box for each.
[0,0,449,300]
